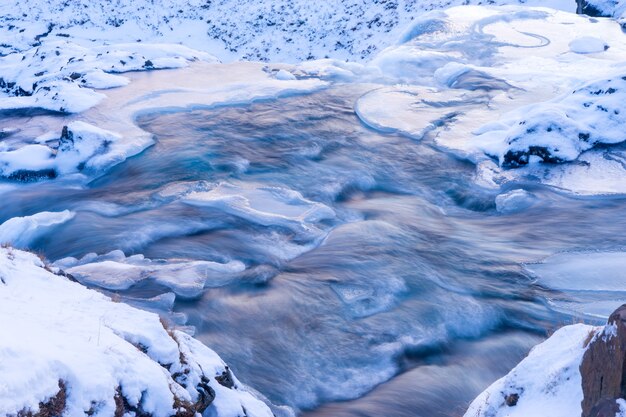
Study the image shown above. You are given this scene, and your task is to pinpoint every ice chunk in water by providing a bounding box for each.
[355,86,488,140]
[525,251,626,318]
[0,210,74,248]
[183,182,335,241]
[495,189,535,213]
[55,250,246,299]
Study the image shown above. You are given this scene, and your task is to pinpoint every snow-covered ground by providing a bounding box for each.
[0,246,275,417]
[0,0,579,63]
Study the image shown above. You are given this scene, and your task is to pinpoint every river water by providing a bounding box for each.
[2,84,623,416]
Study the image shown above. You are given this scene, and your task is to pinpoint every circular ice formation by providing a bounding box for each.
[495,189,535,213]
[355,86,487,140]
[569,36,608,54]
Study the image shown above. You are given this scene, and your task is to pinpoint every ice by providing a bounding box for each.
[525,251,626,292]
[524,251,626,318]
[275,69,297,81]
[355,86,488,140]
[495,189,536,213]
[0,247,273,417]
[183,182,336,241]
[569,36,609,54]
[54,250,246,299]
[0,211,74,248]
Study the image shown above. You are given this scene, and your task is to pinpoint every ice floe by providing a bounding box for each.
[183,182,336,242]
[0,210,74,248]
[525,251,626,318]
[54,250,246,299]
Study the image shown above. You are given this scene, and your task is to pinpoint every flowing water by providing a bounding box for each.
[3,84,625,416]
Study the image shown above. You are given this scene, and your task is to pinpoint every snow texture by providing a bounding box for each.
[0,246,273,417]
[0,0,578,64]
[464,323,597,417]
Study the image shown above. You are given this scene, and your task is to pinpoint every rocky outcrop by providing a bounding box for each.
[581,304,626,417]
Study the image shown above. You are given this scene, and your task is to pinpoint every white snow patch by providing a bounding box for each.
[569,36,609,54]
[0,247,273,417]
[464,323,596,417]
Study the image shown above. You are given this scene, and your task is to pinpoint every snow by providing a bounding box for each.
[54,250,246,299]
[0,0,579,64]
[0,246,273,417]
[464,323,596,417]
[0,210,74,248]
[570,36,609,54]
[351,5,626,194]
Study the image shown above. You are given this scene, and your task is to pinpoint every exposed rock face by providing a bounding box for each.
[580,304,626,417]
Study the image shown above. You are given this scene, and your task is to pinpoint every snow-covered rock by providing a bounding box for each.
[481,75,626,167]
[464,305,626,417]
[0,246,272,417]
[464,323,597,417]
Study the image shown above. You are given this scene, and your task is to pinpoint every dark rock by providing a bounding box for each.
[195,381,216,413]
[588,398,621,417]
[502,146,564,168]
[16,380,67,417]
[7,169,57,182]
[69,72,82,80]
[580,304,626,417]
[216,366,235,389]
[504,393,519,407]
[144,59,154,68]
[577,0,611,17]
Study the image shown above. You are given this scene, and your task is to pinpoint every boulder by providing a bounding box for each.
[580,304,626,417]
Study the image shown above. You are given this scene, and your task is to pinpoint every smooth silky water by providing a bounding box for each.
[3,85,625,416]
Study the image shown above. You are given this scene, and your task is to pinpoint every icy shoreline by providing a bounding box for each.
[0,246,275,417]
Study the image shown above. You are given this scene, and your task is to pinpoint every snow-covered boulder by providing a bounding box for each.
[0,246,272,417]
[479,75,626,167]
[464,304,626,417]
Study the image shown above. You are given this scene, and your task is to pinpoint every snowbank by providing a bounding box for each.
[0,0,579,64]
[0,246,273,417]
[354,5,626,194]
[464,323,595,417]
